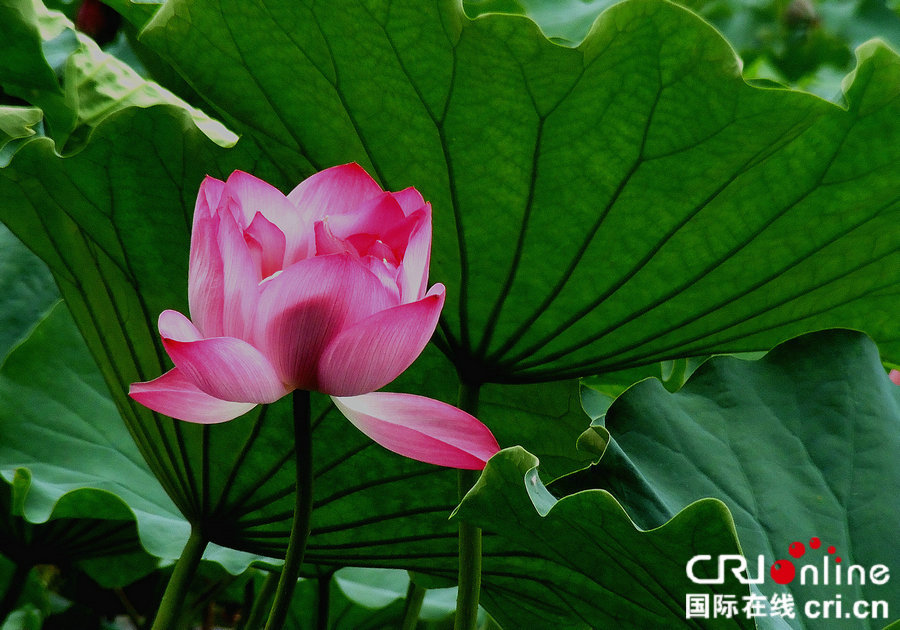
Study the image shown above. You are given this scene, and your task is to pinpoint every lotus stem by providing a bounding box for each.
[317,572,332,630]
[454,380,482,630]
[265,389,313,629]
[240,571,277,630]
[150,525,208,630]
[400,582,427,630]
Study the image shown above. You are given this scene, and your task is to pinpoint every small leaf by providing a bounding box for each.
[0,107,42,153]
[455,447,752,628]
[564,330,900,628]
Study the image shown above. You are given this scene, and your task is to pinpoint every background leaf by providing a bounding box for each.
[0,0,235,152]
[281,568,462,629]
[0,300,261,572]
[0,107,42,158]
[464,0,900,101]
[0,0,77,142]
[0,472,157,589]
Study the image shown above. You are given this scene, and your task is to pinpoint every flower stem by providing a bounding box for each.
[240,571,277,630]
[151,525,208,630]
[454,381,482,630]
[400,582,427,630]
[316,572,332,630]
[265,389,313,630]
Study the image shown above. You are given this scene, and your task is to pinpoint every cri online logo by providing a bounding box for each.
[687,537,890,586]
[772,537,837,585]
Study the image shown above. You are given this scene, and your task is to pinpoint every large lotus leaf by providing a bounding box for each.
[453,447,753,628]
[138,0,900,383]
[0,225,57,358]
[0,182,754,625]
[0,105,600,628]
[564,330,900,628]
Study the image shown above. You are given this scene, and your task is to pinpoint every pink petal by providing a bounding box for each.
[332,393,501,470]
[390,187,426,216]
[189,196,226,337]
[194,175,226,223]
[890,369,900,385]
[317,285,444,396]
[245,212,287,280]
[223,170,311,263]
[341,198,425,263]
[130,368,256,424]
[358,256,402,307]
[287,163,384,221]
[314,219,359,258]
[356,237,396,264]
[216,208,261,338]
[322,193,406,243]
[390,207,432,302]
[158,309,203,342]
[160,318,287,404]
[223,171,298,229]
[255,253,394,391]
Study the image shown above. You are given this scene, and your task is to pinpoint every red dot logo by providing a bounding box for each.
[789,541,805,558]
[809,537,821,549]
[770,560,796,584]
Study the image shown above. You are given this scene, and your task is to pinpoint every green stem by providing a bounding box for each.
[316,572,332,630]
[265,389,313,630]
[240,571,277,630]
[0,561,31,622]
[400,582,427,630]
[151,525,208,630]
[454,381,482,630]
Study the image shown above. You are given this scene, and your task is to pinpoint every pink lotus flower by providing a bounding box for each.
[129,164,499,470]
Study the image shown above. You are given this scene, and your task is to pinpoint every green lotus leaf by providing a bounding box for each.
[567,330,900,628]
